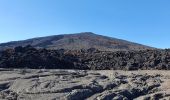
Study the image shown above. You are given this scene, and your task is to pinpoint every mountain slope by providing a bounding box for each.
[0,32,153,51]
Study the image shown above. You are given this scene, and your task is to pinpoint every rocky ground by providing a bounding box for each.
[0,69,170,100]
[1,46,170,70]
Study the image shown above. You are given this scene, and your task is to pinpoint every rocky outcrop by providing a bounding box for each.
[0,45,76,69]
[78,49,170,70]
[0,46,170,70]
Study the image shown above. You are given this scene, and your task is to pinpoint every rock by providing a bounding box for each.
[118,90,133,99]
[0,46,170,70]
[112,95,125,100]
[66,89,93,100]
[0,90,18,100]
[14,46,23,53]
[96,92,117,100]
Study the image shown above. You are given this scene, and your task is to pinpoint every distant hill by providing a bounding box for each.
[0,32,153,51]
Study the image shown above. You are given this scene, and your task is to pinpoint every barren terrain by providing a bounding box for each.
[0,32,152,51]
[0,69,170,100]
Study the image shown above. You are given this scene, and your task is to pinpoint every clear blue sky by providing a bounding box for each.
[0,0,170,48]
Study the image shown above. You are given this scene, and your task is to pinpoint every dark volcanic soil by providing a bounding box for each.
[0,46,169,70]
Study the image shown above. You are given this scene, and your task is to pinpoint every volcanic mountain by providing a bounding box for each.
[0,32,153,51]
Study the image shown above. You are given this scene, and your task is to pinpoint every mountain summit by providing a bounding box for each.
[0,32,153,51]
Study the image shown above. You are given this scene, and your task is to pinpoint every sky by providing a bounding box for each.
[0,0,170,49]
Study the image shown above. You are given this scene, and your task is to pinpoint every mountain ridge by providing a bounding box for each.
[0,32,154,51]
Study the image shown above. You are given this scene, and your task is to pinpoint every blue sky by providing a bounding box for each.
[0,0,170,48]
